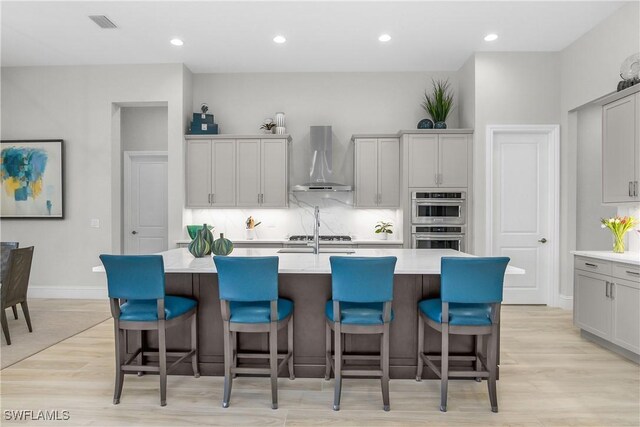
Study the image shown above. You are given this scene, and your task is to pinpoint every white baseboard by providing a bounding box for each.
[28,287,107,299]
[556,294,573,310]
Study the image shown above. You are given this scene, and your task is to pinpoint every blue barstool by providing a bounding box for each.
[213,256,294,410]
[100,255,199,406]
[325,256,397,411]
[416,256,510,413]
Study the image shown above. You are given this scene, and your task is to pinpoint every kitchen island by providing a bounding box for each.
[94,248,524,379]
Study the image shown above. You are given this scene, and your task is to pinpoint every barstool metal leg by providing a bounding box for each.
[288,315,295,380]
[137,331,145,376]
[333,323,342,411]
[324,322,332,380]
[113,325,125,405]
[487,326,499,412]
[222,322,233,408]
[475,335,483,382]
[269,321,278,410]
[381,325,390,411]
[191,312,200,378]
[158,323,167,407]
[440,323,449,412]
[416,314,424,381]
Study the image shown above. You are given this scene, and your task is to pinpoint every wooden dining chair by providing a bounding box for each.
[1,246,35,345]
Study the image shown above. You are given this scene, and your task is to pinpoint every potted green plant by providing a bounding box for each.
[375,221,393,240]
[260,119,276,134]
[422,79,454,129]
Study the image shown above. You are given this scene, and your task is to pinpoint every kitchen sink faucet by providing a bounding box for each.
[308,206,320,254]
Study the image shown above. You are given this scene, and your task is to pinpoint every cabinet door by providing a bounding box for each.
[186,140,212,207]
[354,138,379,207]
[378,138,400,207]
[603,95,636,203]
[261,139,288,207]
[611,280,640,353]
[438,134,468,188]
[408,135,438,188]
[236,139,261,207]
[211,139,236,206]
[575,270,611,339]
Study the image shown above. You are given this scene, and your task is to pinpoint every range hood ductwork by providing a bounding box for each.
[292,125,352,192]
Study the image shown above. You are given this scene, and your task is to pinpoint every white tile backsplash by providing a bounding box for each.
[184,192,402,241]
[617,205,640,253]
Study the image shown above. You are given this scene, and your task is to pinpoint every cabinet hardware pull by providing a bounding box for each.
[635,181,638,197]
[584,263,597,268]
[605,281,610,298]
[610,283,615,300]
[212,193,215,204]
[208,194,211,204]
[629,181,634,197]
[626,270,640,276]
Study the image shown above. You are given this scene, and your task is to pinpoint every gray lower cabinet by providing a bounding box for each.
[574,256,640,358]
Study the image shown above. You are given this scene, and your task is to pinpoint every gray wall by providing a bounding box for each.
[0,64,189,296]
[121,106,168,151]
[576,105,617,250]
[192,72,459,187]
[472,52,562,256]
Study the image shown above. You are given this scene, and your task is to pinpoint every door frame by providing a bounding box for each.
[485,124,560,306]
[123,151,168,254]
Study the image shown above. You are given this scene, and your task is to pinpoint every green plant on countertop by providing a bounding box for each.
[375,221,393,234]
[246,216,262,229]
[422,79,454,123]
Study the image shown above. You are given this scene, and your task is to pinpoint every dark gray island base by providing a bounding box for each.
[127,273,494,379]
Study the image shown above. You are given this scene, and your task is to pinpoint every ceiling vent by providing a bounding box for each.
[89,15,117,29]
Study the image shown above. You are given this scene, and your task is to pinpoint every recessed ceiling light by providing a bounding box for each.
[378,34,392,42]
[170,38,184,46]
[273,35,286,44]
[484,33,498,42]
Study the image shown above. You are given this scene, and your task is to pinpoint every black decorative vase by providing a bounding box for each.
[434,121,447,129]
[417,118,434,129]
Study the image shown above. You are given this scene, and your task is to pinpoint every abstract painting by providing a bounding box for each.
[1,140,64,218]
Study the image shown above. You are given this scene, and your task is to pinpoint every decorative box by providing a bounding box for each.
[190,122,219,134]
[192,113,214,125]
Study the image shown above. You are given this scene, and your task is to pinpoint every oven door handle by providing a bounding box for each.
[413,200,464,206]
[413,235,464,240]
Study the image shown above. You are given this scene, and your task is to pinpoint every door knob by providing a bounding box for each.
[538,238,547,243]
[131,231,138,235]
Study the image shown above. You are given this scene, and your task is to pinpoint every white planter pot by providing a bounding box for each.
[245,229,257,240]
[376,232,389,240]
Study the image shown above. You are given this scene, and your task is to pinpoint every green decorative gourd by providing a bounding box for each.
[212,233,234,256]
[188,227,211,258]
[201,223,214,255]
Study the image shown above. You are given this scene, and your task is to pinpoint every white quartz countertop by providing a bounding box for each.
[94,248,525,275]
[571,250,640,266]
[175,239,404,245]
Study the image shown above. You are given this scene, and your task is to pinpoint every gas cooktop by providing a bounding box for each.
[288,235,352,242]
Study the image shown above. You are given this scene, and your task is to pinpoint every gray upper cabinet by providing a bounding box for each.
[186,139,236,208]
[260,138,288,207]
[186,135,289,208]
[353,137,400,208]
[236,139,261,207]
[408,134,469,188]
[602,92,639,204]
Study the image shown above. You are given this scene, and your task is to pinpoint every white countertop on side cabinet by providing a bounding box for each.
[94,248,525,275]
[571,250,640,266]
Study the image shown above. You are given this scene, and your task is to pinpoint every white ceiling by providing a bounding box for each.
[1,1,629,72]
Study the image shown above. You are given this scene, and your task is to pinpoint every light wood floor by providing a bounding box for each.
[1,306,638,426]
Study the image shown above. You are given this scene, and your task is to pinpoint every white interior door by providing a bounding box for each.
[124,152,168,254]
[488,126,559,305]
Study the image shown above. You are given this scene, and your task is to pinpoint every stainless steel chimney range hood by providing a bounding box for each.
[291,125,352,192]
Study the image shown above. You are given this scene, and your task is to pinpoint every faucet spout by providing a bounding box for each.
[312,206,320,254]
